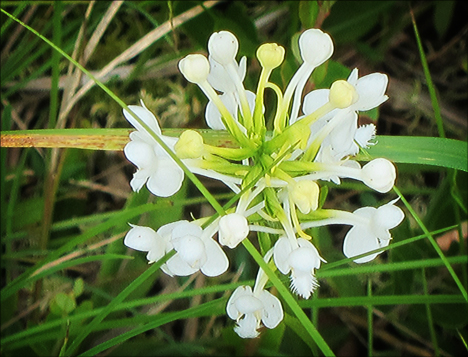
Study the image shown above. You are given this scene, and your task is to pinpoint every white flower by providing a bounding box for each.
[124,220,229,277]
[123,103,184,197]
[301,69,388,160]
[343,199,404,263]
[160,220,229,277]
[218,213,250,249]
[347,69,389,111]
[226,285,283,338]
[273,237,324,299]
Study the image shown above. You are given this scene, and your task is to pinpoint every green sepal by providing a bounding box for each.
[263,187,284,220]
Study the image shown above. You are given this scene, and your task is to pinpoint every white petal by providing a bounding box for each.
[171,221,203,240]
[205,100,227,130]
[328,112,358,156]
[146,159,184,197]
[123,105,161,136]
[218,213,249,248]
[299,29,334,67]
[361,158,396,193]
[124,140,157,170]
[124,224,159,252]
[208,31,239,66]
[157,220,186,242]
[234,313,260,339]
[273,237,293,274]
[354,124,376,148]
[259,290,283,328]
[207,56,235,93]
[166,257,199,276]
[160,263,175,277]
[302,89,330,116]
[290,271,319,299]
[237,56,247,82]
[347,68,359,86]
[355,73,388,111]
[165,254,199,276]
[245,90,257,113]
[178,54,210,84]
[200,236,229,277]
[227,286,252,320]
[297,238,325,266]
[343,225,381,263]
[124,225,166,263]
[172,235,207,269]
[288,246,319,273]
[235,294,264,314]
[129,169,149,192]
[375,202,404,230]
[205,92,238,130]
[353,206,376,219]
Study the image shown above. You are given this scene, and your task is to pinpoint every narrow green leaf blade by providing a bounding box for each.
[360,136,468,172]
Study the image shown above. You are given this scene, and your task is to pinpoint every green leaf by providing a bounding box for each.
[359,136,468,172]
[50,293,76,315]
[433,1,455,39]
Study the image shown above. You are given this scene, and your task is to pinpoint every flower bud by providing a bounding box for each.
[208,31,238,65]
[218,213,249,249]
[329,80,359,109]
[299,28,334,67]
[178,54,210,84]
[257,43,285,70]
[290,180,320,214]
[361,158,396,193]
[175,130,205,159]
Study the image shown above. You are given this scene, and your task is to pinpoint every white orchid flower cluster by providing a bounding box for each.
[122,28,404,339]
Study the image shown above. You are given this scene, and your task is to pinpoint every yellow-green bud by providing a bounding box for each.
[178,54,210,84]
[329,80,359,109]
[257,43,285,70]
[290,180,320,214]
[175,130,205,159]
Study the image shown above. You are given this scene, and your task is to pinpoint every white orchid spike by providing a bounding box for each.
[122,27,405,339]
